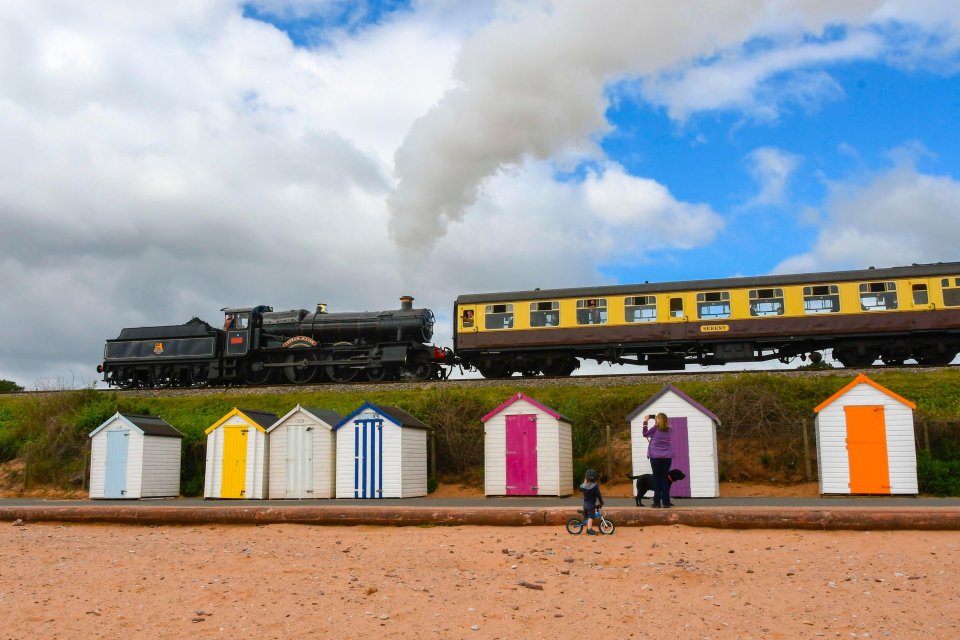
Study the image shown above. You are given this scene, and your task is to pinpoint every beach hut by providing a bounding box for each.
[481,393,573,497]
[204,408,278,499]
[267,405,342,499]
[334,402,429,498]
[626,384,720,499]
[814,373,918,495]
[88,413,183,499]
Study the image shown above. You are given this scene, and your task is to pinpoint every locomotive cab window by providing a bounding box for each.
[803,285,840,314]
[942,278,960,307]
[530,301,560,327]
[696,291,730,320]
[859,281,898,311]
[912,284,929,306]
[749,288,784,317]
[625,296,657,322]
[484,304,514,330]
[576,298,607,325]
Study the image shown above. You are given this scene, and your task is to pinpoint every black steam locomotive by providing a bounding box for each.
[98,296,453,387]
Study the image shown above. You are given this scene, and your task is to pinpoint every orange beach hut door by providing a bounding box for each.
[221,427,249,498]
[844,405,890,494]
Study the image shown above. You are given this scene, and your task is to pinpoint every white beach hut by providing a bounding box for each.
[481,393,573,497]
[203,407,278,499]
[267,405,342,499]
[626,384,720,499]
[88,413,183,499]
[334,402,429,499]
[814,373,918,495]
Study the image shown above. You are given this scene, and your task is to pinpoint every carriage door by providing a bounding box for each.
[668,417,691,498]
[506,414,538,495]
[104,430,129,498]
[286,424,314,499]
[225,312,250,356]
[353,418,384,498]
[221,426,248,498]
[845,405,890,494]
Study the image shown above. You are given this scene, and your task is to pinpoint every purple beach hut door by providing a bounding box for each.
[505,414,538,495]
[669,417,691,497]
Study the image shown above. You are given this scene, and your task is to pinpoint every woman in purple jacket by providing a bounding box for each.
[642,413,674,508]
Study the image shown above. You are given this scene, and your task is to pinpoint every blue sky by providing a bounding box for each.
[2,1,960,386]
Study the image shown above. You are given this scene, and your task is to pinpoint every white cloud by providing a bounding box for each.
[745,147,802,206]
[774,157,960,274]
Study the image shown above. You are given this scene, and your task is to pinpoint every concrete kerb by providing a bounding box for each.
[3,505,960,530]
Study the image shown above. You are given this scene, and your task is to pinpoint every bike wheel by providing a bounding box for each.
[599,518,615,535]
[565,518,584,535]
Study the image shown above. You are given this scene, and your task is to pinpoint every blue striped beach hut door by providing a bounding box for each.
[353,418,383,498]
[104,430,129,498]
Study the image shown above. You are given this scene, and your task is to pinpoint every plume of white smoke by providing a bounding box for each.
[387,0,959,250]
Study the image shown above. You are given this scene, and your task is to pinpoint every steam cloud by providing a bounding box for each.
[387,0,956,250]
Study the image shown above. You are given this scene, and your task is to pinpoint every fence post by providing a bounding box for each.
[802,419,813,481]
[605,425,612,481]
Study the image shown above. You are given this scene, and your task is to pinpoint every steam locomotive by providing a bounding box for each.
[98,296,453,387]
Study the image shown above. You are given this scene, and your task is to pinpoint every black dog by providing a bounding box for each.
[627,469,686,506]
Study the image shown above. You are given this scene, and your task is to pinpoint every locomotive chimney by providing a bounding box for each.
[400,296,414,311]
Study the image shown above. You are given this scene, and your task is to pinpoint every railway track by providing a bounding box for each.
[3,363,942,398]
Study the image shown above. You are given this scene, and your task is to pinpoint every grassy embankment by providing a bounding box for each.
[1,369,958,496]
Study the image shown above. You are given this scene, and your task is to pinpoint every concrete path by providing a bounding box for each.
[2,496,960,530]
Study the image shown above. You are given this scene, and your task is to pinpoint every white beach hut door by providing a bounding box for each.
[104,430,129,498]
[286,424,314,499]
[353,418,383,498]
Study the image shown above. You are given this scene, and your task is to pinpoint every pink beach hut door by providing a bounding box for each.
[668,417,691,497]
[505,414,538,495]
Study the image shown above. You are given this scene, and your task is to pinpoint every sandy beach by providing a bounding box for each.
[2,518,957,640]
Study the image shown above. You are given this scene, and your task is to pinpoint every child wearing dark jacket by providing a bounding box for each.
[579,469,604,535]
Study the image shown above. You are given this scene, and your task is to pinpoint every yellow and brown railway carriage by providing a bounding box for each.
[453,262,960,377]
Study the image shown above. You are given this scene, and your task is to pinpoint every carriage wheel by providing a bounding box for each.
[540,357,578,377]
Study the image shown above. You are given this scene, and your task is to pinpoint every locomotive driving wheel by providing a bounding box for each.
[325,342,359,383]
[284,352,318,384]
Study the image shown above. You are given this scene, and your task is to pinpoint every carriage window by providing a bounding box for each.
[803,285,840,314]
[484,304,514,330]
[669,298,684,318]
[461,309,475,328]
[696,291,730,319]
[529,301,560,327]
[625,296,657,322]
[749,288,784,317]
[859,281,898,311]
[943,278,960,307]
[576,298,607,325]
[912,284,928,306]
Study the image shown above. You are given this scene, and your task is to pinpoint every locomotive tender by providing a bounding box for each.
[99,262,960,388]
[453,262,960,377]
[99,296,451,387]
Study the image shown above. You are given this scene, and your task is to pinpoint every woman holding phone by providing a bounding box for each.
[642,413,674,508]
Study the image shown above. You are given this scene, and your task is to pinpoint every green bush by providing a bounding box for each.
[918,452,960,496]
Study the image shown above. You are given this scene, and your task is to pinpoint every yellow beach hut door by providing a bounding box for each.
[844,405,890,494]
[221,426,248,498]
